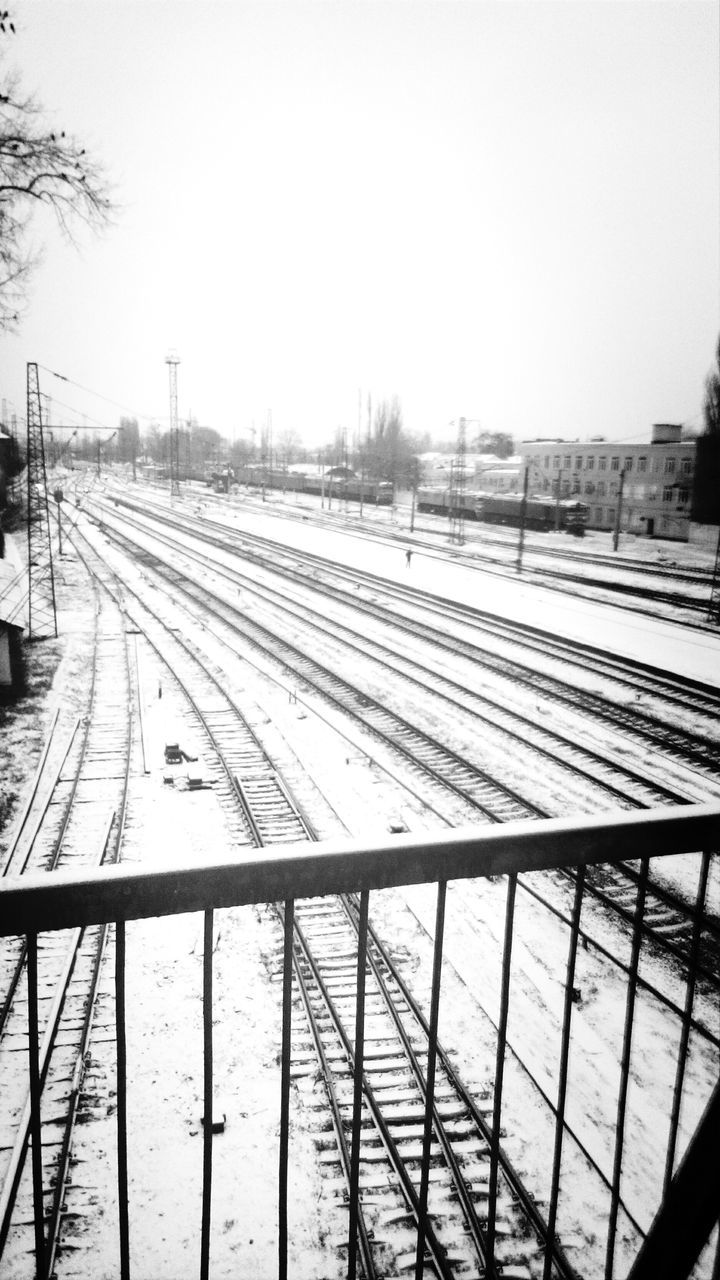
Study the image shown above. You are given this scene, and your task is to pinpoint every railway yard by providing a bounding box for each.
[1,472,719,1280]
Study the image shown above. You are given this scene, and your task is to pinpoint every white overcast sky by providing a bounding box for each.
[0,1,718,450]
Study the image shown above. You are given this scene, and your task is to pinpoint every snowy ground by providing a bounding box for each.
[1,480,719,1280]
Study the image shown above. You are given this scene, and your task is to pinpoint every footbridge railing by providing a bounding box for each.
[1,803,719,1280]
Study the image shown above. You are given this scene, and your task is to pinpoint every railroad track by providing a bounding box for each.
[60,519,590,1279]
[76,502,720,1011]
[0,579,133,1278]
[93,488,720,745]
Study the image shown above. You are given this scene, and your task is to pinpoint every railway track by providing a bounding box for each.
[58,521,588,1279]
[0,579,133,1278]
[95,488,720,742]
[76,502,720,1018]
[171,482,716,619]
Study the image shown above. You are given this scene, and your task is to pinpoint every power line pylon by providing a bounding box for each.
[26,362,58,640]
[166,352,180,495]
[449,416,467,544]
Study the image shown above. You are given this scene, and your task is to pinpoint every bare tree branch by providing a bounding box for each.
[0,36,116,329]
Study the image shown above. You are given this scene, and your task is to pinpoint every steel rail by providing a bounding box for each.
[100,487,720,712]
[0,707,60,875]
[346,890,648,1249]
[336,895,500,1275]
[96,505,694,812]
[87,519,720,996]
[26,516,720,1012]
[290,908,457,1280]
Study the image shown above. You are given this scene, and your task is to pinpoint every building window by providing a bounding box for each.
[598,456,607,471]
[572,477,580,493]
[594,507,602,523]
[544,456,550,468]
[681,457,692,475]
[664,457,676,474]
[611,456,620,471]
[563,455,571,469]
[606,507,615,524]
[586,456,595,471]
[638,456,647,473]
[676,487,689,505]
[584,482,594,495]
[575,456,582,470]
[624,457,633,472]
[597,481,606,497]
[561,479,570,496]
[662,486,674,502]
[553,455,560,469]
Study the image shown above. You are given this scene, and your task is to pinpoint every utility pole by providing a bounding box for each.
[612,468,626,552]
[166,352,180,495]
[516,466,529,573]
[26,363,58,639]
[708,526,720,624]
[449,417,467,545]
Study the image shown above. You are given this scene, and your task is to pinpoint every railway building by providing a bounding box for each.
[520,424,700,542]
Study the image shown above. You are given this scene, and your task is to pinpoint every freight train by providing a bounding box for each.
[232,467,394,506]
[417,487,587,534]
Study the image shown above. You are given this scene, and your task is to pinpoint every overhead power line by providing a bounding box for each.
[39,366,165,424]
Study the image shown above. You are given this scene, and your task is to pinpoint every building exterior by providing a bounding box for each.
[474,456,523,492]
[520,424,696,541]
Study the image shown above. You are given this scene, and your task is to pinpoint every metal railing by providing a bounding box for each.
[1,803,719,1280]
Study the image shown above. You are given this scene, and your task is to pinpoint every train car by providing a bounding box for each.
[476,494,587,534]
[416,487,483,520]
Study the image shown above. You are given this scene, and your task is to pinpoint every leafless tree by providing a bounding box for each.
[0,17,114,329]
[703,335,720,436]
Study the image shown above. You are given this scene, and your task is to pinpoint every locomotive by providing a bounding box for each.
[417,487,587,535]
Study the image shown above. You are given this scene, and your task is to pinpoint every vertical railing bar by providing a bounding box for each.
[115,920,130,1280]
[486,872,517,1265]
[278,899,294,1280]
[663,850,710,1198]
[414,880,447,1280]
[27,932,45,1280]
[200,909,214,1280]
[543,866,586,1280]
[605,856,649,1280]
[348,890,369,1280]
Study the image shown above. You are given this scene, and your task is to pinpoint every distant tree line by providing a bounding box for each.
[56,401,517,496]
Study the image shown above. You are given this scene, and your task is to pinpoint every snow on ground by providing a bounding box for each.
[2,480,719,1279]
[165,483,720,688]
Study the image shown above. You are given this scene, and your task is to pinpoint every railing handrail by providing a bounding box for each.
[2,802,719,936]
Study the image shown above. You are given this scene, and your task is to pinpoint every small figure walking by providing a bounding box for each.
[405,548,413,568]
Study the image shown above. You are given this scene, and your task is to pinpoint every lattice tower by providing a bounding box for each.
[449,416,467,544]
[26,363,57,639]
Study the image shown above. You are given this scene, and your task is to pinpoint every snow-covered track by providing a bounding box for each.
[0,573,133,1276]
[66,513,591,1276]
[81,500,720,998]
[287,892,579,1280]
